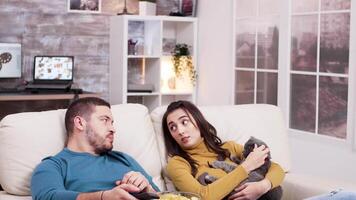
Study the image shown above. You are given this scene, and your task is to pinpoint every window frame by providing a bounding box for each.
[232,0,280,105]
[349,0,356,150]
[233,0,356,149]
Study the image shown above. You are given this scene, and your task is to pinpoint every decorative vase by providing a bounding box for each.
[168,76,176,90]
[139,1,156,16]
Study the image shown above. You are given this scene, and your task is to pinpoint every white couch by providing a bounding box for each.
[0,104,355,200]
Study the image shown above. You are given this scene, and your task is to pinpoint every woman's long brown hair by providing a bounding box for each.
[162,100,230,176]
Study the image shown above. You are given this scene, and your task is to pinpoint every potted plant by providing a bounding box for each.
[139,0,156,16]
[171,43,197,85]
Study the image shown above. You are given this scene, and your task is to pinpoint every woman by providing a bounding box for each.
[162,101,285,200]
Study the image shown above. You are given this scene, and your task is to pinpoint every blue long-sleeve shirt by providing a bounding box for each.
[31,148,159,200]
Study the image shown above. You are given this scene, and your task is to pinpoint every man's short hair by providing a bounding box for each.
[65,97,110,135]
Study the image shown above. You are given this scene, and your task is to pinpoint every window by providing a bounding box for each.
[290,0,350,139]
[234,0,354,140]
[234,0,280,105]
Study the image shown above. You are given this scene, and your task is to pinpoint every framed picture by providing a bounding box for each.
[162,38,176,55]
[0,43,21,78]
[157,0,197,17]
[180,0,197,16]
[67,0,102,13]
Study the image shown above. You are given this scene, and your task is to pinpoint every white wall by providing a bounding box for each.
[196,0,233,106]
[196,0,356,184]
[289,133,356,183]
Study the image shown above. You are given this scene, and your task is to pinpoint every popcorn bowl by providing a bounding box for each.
[159,191,201,200]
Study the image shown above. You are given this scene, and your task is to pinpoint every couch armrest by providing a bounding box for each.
[282,173,356,200]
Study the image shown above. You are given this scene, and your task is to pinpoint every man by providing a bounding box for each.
[31,97,159,200]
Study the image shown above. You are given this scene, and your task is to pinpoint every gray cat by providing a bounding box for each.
[197,137,282,200]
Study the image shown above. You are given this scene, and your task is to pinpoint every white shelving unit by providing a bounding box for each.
[109,15,198,110]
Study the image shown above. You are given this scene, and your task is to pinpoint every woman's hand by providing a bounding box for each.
[228,179,271,200]
[240,145,269,174]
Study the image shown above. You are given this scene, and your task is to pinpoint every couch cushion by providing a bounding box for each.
[0,109,67,195]
[151,104,291,173]
[0,104,164,196]
[110,104,165,190]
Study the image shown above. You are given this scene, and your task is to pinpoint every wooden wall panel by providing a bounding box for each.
[0,0,67,14]
[0,11,25,36]
[0,0,112,97]
[22,35,109,56]
[24,14,109,36]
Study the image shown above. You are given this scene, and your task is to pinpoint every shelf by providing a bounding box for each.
[127,92,160,96]
[127,20,161,56]
[162,20,196,56]
[161,94,193,105]
[127,58,160,93]
[122,15,197,22]
[127,55,161,59]
[110,15,197,111]
[161,92,193,95]
[127,95,159,111]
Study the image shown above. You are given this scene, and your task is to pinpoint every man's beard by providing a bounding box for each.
[86,126,113,154]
